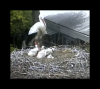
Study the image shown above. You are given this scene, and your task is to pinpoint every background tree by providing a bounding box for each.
[10,10,33,35]
[32,10,40,24]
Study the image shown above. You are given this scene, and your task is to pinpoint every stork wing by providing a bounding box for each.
[28,22,41,35]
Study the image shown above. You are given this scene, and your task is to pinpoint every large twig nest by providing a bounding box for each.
[10,45,90,79]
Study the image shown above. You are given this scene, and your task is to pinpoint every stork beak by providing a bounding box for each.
[41,19,45,26]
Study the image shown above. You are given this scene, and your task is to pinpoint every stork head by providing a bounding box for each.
[39,14,44,20]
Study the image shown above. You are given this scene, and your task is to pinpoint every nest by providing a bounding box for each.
[10,45,90,79]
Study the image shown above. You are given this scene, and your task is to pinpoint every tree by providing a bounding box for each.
[10,10,33,35]
[32,10,40,24]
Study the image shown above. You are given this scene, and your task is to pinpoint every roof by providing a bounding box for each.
[44,11,90,42]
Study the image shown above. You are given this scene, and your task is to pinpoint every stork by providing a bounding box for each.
[28,14,47,50]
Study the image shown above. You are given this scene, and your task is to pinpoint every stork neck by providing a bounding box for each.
[40,18,46,27]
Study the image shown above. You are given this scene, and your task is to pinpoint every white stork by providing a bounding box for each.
[28,14,47,50]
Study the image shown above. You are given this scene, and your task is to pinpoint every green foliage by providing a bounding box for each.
[10,44,15,52]
[10,46,14,52]
[10,10,33,35]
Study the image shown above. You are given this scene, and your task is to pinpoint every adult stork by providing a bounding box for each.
[28,14,47,50]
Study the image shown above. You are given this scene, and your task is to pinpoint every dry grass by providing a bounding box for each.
[10,45,90,79]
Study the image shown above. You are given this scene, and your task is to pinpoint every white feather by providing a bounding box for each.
[45,48,53,56]
[28,45,39,56]
[37,49,46,59]
[41,46,45,50]
[47,54,54,59]
[28,15,47,35]
[37,47,54,59]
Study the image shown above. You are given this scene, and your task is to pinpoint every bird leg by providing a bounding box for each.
[34,40,42,57]
[35,37,42,49]
[34,31,43,55]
